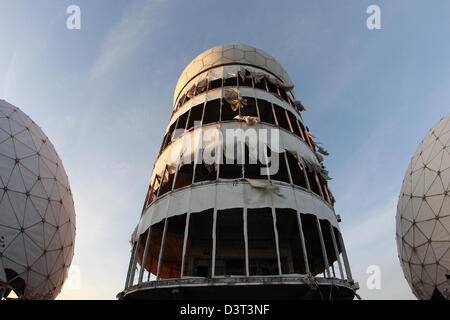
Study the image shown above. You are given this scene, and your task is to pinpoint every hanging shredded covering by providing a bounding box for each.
[316,153,324,163]
[267,77,295,92]
[223,88,247,111]
[233,115,259,126]
[298,153,332,181]
[293,100,306,111]
[196,78,208,95]
[244,178,284,197]
[317,145,329,156]
[252,71,265,84]
[186,84,196,99]
[237,67,251,82]
[286,149,305,171]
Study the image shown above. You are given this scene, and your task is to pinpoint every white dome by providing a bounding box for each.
[396,113,450,300]
[173,44,294,106]
[0,100,76,300]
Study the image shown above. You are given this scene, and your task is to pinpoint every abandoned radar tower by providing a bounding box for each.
[118,44,358,300]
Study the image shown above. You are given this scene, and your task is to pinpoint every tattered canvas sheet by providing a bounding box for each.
[135,181,339,238]
[282,130,320,167]
[234,115,259,126]
[242,180,273,207]
[293,189,338,228]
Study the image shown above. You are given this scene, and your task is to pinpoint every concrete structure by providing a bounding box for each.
[396,113,450,300]
[118,45,358,300]
[0,100,76,300]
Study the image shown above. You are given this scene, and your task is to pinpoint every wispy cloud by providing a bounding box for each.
[90,0,163,79]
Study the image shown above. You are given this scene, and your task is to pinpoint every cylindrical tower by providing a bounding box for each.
[118,44,358,300]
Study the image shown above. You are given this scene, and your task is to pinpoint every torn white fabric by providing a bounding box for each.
[233,115,259,125]
[245,178,284,197]
[157,122,320,186]
[135,181,339,238]
[223,88,247,111]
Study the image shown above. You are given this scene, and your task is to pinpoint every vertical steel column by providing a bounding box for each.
[156,219,168,280]
[263,149,282,275]
[211,124,222,277]
[296,212,310,275]
[315,217,331,278]
[180,212,191,277]
[156,152,183,281]
[284,151,310,275]
[211,205,218,277]
[127,236,141,288]
[337,231,353,282]
[272,207,282,275]
[124,242,137,289]
[329,223,344,280]
[138,227,152,283]
[243,208,249,276]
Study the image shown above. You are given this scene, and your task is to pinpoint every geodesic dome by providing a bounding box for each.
[0,100,76,300]
[396,113,450,300]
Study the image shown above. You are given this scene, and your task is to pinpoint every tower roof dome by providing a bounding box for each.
[173,44,294,106]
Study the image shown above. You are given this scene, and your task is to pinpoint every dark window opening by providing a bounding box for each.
[223,76,237,87]
[141,220,165,277]
[238,72,253,88]
[162,120,178,150]
[148,175,161,205]
[176,94,186,110]
[287,111,302,138]
[174,163,194,190]
[215,208,245,276]
[279,88,288,102]
[219,156,243,180]
[267,80,278,95]
[247,207,279,276]
[320,219,337,270]
[318,175,331,204]
[301,213,326,276]
[276,208,307,274]
[286,152,308,188]
[257,99,276,125]
[270,152,290,183]
[159,168,175,197]
[273,104,291,132]
[305,169,321,196]
[184,209,213,277]
[186,103,204,131]
[297,120,307,141]
[158,214,187,279]
[221,99,239,121]
[243,145,267,180]
[203,99,220,124]
[209,78,223,90]
[175,110,188,132]
[240,97,258,118]
[253,77,267,91]
[194,156,217,183]
[160,132,169,152]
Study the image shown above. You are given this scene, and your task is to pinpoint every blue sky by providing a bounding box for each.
[1,0,449,299]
